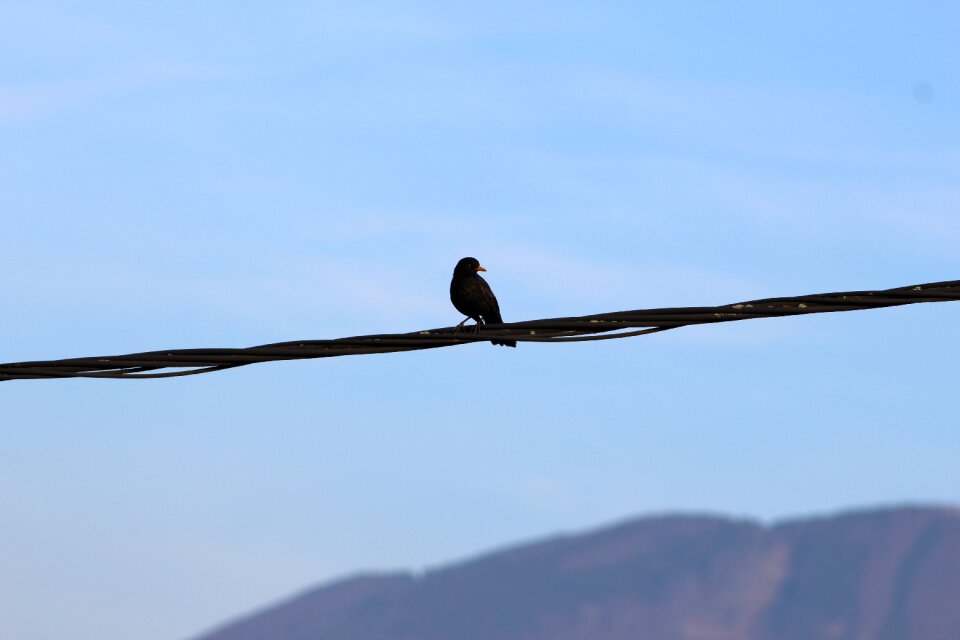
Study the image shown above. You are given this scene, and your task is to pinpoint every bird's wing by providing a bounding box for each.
[477,276,503,324]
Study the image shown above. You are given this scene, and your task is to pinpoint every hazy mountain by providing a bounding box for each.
[192,506,960,640]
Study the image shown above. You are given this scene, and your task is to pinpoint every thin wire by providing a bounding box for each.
[2,279,957,381]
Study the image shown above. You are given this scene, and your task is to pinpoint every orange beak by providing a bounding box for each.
[476,265,487,272]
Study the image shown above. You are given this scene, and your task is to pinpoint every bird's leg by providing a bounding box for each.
[473,318,484,334]
[454,317,470,334]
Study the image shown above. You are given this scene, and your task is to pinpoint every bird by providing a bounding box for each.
[450,257,516,348]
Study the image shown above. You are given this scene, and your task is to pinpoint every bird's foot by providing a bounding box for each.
[453,318,469,334]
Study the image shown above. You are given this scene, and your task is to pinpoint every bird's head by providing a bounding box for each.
[454,257,487,276]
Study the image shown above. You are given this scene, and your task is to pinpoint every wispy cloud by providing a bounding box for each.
[0,62,229,125]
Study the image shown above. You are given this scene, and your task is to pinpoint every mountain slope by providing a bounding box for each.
[193,507,960,640]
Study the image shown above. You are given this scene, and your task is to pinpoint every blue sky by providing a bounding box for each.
[1,2,958,639]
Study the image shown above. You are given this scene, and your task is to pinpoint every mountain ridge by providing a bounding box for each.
[192,505,960,640]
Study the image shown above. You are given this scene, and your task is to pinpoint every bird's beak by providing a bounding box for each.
[476,265,487,272]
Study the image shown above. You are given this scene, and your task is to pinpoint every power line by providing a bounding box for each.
[2,279,957,381]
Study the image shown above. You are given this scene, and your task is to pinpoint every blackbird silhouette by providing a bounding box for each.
[450,257,516,347]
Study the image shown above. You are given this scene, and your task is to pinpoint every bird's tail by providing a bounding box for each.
[485,312,517,348]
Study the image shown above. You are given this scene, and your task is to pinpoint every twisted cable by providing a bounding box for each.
[2,279,957,381]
